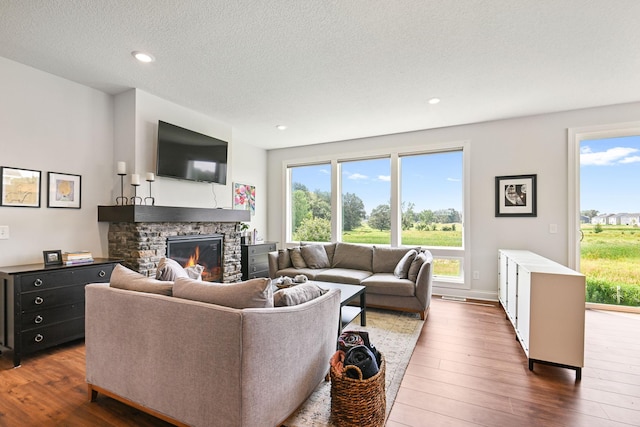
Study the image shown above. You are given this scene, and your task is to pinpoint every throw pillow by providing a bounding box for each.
[393,249,418,279]
[300,244,330,269]
[273,282,328,306]
[278,249,292,270]
[173,277,273,309]
[110,264,173,296]
[289,247,307,269]
[156,257,189,281]
[407,252,427,282]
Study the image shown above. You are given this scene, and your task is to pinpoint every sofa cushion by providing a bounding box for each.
[315,268,373,285]
[393,249,417,279]
[277,249,292,270]
[273,282,328,306]
[300,244,330,269]
[332,243,373,271]
[110,264,173,296]
[289,247,307,269]
[361,273,415,297]
[372,246,415,273]
[276,267,327,280]
[173,277,273,309]
[156,257,189,281]
[408,252,428,282]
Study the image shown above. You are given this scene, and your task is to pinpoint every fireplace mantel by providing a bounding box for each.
[98,205,250,223]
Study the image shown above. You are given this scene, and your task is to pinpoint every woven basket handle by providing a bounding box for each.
[343,365,364,381]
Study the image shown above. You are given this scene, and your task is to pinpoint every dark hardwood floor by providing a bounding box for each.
[1,298,638,426]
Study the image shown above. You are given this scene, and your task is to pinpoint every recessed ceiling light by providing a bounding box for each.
[428,98,441,105]
[132,51,155,63]
[276,125,287,130]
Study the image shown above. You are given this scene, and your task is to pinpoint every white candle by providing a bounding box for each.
[131,174,140,185]
[146,172,155,182]
[117,161,126,174]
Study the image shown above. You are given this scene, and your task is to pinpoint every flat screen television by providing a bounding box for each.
[156,120,228,184]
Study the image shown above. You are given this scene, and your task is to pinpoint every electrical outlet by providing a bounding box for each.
[473,271,480,280]
[0,225,9,240]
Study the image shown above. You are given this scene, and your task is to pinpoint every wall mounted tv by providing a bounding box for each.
[156,120,228,184]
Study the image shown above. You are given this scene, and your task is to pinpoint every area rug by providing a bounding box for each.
[281,308,425,426]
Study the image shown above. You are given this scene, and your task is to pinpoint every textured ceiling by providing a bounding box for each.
[1,1,639,149]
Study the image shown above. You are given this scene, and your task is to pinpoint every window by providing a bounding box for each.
[288,163,331,242]
[340,158,391,244]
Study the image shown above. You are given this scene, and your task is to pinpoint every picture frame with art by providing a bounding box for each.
[233,182,255,215]
[43,249,63,266]
[495,174,537,217]
[47,172,81,209]
[0,166,42,208]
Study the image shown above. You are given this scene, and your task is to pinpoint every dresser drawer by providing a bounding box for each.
[245,243,277,256]
[247,253,268,266]
[248,261,269,273]
[20,284,85,312]
[21,317,85,354]
[19,264,112,292]
[247,269,269,279]
[21,303,85,332]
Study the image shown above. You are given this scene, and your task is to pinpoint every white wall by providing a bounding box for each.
[0,59,268,268]
[266,101,640,300]
[0,57,114,267]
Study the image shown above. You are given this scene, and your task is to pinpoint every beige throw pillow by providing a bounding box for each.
[110,264,173,296]
[300,245,330,269]
[407,252,427,282]
[289,247,307,269]
[173,277,273,309]
[278,249,292,270]
[332,243,373,271]
[156,257,189,281]
[393,249,418,279]
[273,283,328,306]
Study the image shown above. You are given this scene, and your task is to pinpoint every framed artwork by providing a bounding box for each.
[47,172,81,208]
[43,249,63,266]
[233,182,255,215]
[0,166,42,207]
[495,174,537,217]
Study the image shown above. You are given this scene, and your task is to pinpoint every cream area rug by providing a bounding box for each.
[281,308,425,426]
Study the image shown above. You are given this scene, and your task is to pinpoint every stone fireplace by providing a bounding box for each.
[98,205,251,283]
[166,234,223,282]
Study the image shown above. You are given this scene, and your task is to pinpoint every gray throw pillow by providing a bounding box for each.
[289,247,307,269]
[156,257,189,281]
[407,252,427,282]
[300,245,330,269]
[393,249,418,279]
[110,264,173,296]
[173,277,273,309]
[278,249,292,270]
[273,283,328,306]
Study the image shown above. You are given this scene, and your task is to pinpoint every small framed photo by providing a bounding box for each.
[47,172,81,209]
[495,174,537,217]
[43,250,63,266]
[1,166,42,208]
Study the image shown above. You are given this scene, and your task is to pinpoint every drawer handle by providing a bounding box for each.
[34,334,44,343]
[34,296,44,305]
[98,270,106,278]
[34,278,43,287]
[34,315,44,324]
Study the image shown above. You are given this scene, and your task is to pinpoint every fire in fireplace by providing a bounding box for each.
[166,234,223,282]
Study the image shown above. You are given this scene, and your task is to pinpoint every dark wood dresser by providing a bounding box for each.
[0,258,120,367]
[241,242,277,280]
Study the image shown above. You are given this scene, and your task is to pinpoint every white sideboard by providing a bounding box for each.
[498,249,586,379]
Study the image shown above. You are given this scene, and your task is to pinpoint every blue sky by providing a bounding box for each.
[580,135,640,214]
[292,151,463,215]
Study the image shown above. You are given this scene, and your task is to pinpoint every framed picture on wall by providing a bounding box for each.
[233,182,255,216]
[47,172,81,208]
[495,174,537,217]
[0,166,42,208]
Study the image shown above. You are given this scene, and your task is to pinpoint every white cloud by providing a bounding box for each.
[619,155,640,164]
[377,175,390,181]
[319,168,330,175]
[447,177,461,182]
[580,146,639,166]
[348,173,368,180]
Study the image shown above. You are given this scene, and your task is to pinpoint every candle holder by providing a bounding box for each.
[130,184,142,205]
[116,173,127,205]
[144,178,155,206]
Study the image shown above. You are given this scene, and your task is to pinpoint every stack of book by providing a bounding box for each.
[62,251,94,265]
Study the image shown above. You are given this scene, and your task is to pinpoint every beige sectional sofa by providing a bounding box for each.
[85,280,341,427]
[268,242,434,320]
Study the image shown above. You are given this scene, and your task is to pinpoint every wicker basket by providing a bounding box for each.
[330,351,386,427]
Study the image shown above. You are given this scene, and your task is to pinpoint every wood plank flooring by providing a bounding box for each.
[1,298,638,426]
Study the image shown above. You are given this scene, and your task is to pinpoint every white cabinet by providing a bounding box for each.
[498,250,585,379]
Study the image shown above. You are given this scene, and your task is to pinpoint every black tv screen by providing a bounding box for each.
[156,120,228,184]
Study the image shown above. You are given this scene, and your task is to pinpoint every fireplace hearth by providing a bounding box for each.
[167,234,223,282]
